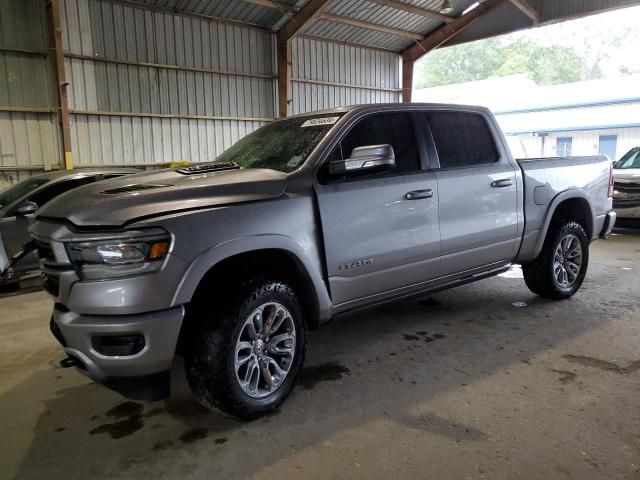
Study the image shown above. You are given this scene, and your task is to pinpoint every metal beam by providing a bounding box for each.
[317,12,424,40]
[367,0,454,23]
[298,33,400,53]
[277,0,331,117]
[402,0,506,102]
[277,0,331,41]
[95,0,271,32]
[65,52,276,80]
[242,0,298,13]
[47,0,73,170]
[403,0,506,63]
[509,0,539,24]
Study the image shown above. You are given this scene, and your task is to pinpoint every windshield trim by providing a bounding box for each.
[614,148,640,169]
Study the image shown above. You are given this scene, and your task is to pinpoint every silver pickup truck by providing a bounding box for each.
[31,104,615,419]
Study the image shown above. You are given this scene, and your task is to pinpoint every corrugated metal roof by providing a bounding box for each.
[123,0,473,50]
[309,0,474,50]
[91,0,640,52]
[131,0,296,27]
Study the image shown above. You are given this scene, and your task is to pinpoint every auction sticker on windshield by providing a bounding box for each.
[301,116,340,127]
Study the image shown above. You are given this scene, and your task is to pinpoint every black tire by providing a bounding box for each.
[523,220,589,299]
[184,280,306,420]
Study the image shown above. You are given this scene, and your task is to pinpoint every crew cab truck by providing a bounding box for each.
[31,104,616,419]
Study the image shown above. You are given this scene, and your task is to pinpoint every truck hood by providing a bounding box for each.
[36,166,288,227]
[613,168,640,181]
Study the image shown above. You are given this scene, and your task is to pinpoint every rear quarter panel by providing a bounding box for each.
[516,155,611,262]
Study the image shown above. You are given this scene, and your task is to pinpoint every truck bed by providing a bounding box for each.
[516,155,612,262]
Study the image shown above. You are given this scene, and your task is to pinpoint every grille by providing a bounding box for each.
[614,182,640,194]
[613,199,640,209]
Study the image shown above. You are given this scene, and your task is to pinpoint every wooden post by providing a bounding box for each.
[47,0,73,170]
[276,0,330,117]
[402,59,413,103]
[277,39,291,118]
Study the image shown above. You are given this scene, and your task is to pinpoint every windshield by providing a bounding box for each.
[0,178,49,209]
[614,148,640,169]
[213,114,343,173]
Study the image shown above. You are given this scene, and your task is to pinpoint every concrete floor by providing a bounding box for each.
[1,230,639,480]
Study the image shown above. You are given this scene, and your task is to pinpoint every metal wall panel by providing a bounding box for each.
[0,0,60,183]
[60,0,277,166]
[290,35,401,115]
[69,114,268,166]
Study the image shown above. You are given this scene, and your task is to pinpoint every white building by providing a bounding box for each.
[413,75,640,161]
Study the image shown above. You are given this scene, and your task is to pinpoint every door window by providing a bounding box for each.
[598,135,617,161]
[320,112,421,182]
[556,137,573,157]
[425,112,499,168]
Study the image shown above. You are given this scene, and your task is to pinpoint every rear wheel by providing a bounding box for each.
[523,221,589,299]
[184,280,306,420]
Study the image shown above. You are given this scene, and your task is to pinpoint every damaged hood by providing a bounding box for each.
[36,166,288,227]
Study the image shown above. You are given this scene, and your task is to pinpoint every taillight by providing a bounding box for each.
[608,162,614,197]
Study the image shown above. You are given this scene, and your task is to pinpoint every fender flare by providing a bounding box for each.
[533,189,595,258]
[171,235,333,324]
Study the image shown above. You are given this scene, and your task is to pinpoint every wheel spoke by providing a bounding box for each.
[259,358,274,389]
[236,341,253,367]
[266,356,286,380]
[268,332,295,355]
[262,305,278,337]
[246,321,258,340]
[566,261,580,277]
[243,358,258,387]
[269,308,288,336]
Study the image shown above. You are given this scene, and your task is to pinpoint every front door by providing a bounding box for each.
[423,110,520,276]
[315,112,441,307]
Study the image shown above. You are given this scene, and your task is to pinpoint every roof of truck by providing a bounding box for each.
[288,102,490,119]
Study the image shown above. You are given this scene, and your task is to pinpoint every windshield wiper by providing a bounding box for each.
[176,162,240,175]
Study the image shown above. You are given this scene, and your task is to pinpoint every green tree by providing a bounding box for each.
[415,38,603,88]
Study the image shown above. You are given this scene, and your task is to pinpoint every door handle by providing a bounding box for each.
[491,179,513,188]
[405,189,433,200]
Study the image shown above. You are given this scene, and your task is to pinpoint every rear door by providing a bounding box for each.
[423,110,519,276]
[315,112,440,307]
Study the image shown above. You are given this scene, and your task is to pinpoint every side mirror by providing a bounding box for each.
[15,201,38,216]
[329,144,396,176]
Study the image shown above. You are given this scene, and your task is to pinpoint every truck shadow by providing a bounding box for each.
[3,263,637,479]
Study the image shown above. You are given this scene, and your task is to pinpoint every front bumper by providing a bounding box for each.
[599,211,616,238]
[51,305,185,399]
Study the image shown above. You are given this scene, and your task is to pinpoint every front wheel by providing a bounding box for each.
[184,280,306,420]
[523,221,589,299]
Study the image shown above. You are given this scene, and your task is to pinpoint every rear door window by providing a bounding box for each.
[425,112,499,168]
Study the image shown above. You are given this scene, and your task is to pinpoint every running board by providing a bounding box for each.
[333,264,511,319]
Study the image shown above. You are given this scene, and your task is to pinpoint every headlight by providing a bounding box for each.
[66,234,170,280]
